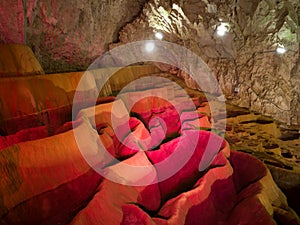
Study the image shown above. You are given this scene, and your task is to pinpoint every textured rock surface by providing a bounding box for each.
[0,44,44,77]
[115,0,300,125]
[1,80,297,224]
[0,0,147,72]
[0,64,159,138]
[161,73,300,218]
[0,119,103,224]
[0,0,24,44]
[0,65,299,224]
[222,103,300,216]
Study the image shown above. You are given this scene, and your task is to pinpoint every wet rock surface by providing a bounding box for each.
[160,73,300,219]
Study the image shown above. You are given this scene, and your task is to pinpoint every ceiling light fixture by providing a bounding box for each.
[155,32,164,40]
[276,44,287,54]
[145,41,155,52]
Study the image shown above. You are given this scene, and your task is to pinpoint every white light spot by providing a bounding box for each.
[217,29,226,36]
[155,32,163,40]
[216,23,229,37]
[145,42,155,52]
[276,45,287,54]
[172,3,180,10]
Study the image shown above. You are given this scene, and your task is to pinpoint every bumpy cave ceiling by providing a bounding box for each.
[0,0,299,125]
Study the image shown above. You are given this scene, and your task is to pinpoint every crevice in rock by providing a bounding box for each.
[279,132,300,141]
[111,0,149,44]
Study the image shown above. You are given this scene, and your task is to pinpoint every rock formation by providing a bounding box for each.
[1,0,299,125]
[0,69,298,224]
[0,47,299,224]
[0,0,300,224]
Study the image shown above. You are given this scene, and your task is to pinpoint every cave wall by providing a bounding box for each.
[0,0,299,125]
[0,0,147,72]
[114,0,300,125]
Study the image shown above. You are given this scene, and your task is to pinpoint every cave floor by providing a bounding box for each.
[159,72,300,171]
[155,72,300,215]
[218,103,300,217]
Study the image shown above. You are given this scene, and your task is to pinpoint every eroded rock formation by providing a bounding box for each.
[0,70,298,224]
[0,44,299,224]
[1,0,300,223]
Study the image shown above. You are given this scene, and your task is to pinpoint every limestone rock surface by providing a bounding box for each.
[115,0,300,125]
[0,0,147,73]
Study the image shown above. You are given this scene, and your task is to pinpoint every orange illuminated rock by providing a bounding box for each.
[114,117,151,158]
[0,44,44,77]
[0,126,49,151]
[69,152,161,225]
[0,117,108,224]
[0,81,296,225]
[146,130,228,202]
[0,77,72,135]
[77,99,129,129]
[119,151,285,225]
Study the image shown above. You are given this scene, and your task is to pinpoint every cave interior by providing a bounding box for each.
[0,0,300,225]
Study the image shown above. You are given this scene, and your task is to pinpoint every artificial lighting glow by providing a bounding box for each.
[172,3,180,10]
[155,32,164,40]
[216,23,229,37]
[276,45,287,54]
[158,6,170,17]
[145,42,155,52]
